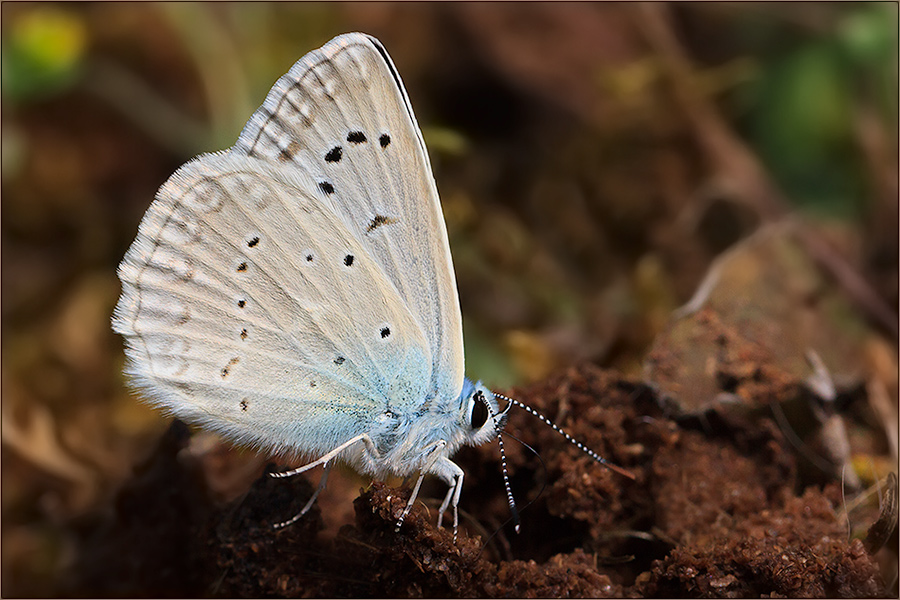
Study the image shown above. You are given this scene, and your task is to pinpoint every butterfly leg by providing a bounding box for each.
[273,461,333,529]
[395,439,447,533]
[433,457,464,543]
[269,434,378,529]
[270,433,379,478]
[437,484,454,529]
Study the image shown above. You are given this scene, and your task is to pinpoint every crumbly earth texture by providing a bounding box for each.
[62,362,888,598]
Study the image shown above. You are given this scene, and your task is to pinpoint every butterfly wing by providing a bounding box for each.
[113,152,431,458]
[232,33,465,405]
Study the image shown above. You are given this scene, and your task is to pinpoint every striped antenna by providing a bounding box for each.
[476,391,520,533]
[494,393,636,481]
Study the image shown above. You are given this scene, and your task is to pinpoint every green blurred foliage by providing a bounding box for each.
[462,321,519,389]
[735,3,897,218]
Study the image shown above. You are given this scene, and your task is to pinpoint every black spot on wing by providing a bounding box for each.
[318,181,335,195]
[366,214,397,233]
[325,146,342,163]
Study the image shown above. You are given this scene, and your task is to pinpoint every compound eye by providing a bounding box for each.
[470,392,489,429]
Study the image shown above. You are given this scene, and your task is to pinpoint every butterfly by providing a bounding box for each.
[113,32,630,543]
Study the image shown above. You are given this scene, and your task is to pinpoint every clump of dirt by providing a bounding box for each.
[61,421,214,597]
[63,363,888,597]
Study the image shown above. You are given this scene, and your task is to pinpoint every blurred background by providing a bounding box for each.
[2,3,896,596]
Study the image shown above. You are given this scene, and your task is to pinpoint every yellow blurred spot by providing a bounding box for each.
[851,454,897,488]
[12,7,87,73]
[505,330,556,383]
[633,253,678,336]
[422,125,469,156]
[600,57,660,102]
[443,190,477,229]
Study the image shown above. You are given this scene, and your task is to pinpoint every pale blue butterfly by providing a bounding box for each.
[113,33,630,542]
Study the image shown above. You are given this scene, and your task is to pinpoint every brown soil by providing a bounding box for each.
[62,363,887,598]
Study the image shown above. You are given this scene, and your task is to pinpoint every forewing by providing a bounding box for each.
[232,33,464,403]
